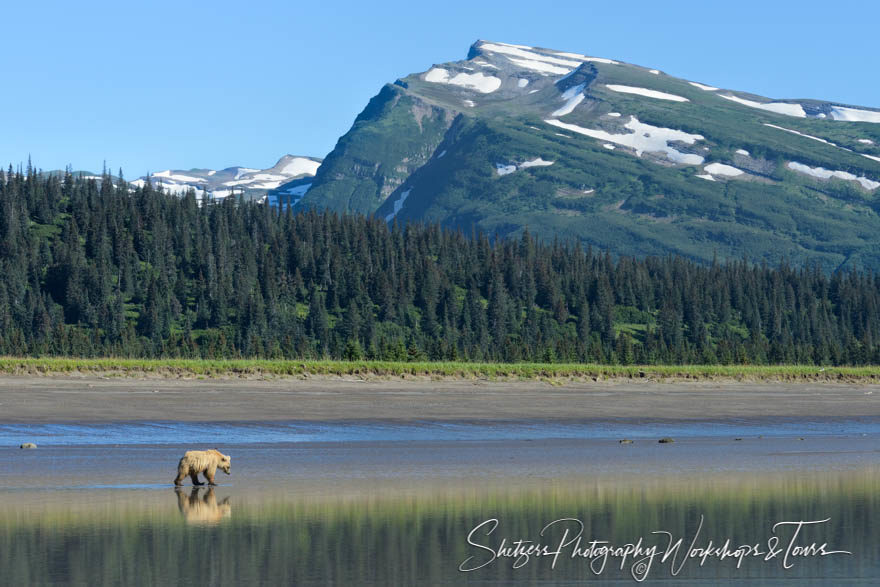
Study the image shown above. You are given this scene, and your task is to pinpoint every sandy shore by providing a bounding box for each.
[0,375,877,421]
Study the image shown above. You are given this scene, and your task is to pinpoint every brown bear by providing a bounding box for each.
[173,449,231,486]
[175,487,232,525]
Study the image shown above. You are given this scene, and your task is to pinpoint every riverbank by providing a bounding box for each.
[1,357,880,383]
[0,376,878,421]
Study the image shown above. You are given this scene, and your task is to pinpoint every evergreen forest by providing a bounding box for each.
[2,164,879,365]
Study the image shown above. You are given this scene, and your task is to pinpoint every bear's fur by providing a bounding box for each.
[175,487,231,525]
[173,449,231,486]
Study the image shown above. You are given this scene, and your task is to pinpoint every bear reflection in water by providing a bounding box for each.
[175,487,232,525]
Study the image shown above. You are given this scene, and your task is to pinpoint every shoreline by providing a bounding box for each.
[0,375,878,422]
[1,357,880,383]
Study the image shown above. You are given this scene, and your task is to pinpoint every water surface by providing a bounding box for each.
[2,416,879,446]
[1,417,878,584]
[0,471,876,585]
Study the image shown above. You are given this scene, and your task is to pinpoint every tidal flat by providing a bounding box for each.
[0,376,878,584]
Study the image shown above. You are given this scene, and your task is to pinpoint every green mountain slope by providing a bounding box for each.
[299,84,455,214]
[295,40,880,271]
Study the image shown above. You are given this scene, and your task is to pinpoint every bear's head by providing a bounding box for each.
[219,453,231,475]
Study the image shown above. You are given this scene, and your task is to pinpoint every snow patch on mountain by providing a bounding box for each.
[763,124,839,147]
[129,177,205,196]
[385,189,412,221]
[550,50,617,65]
[787,162,879,190]
[490,41,533,50]
[233,171,308,190]
[736,149,750,156]
[689,82,718,91]
[473,41,620,74]
[505,58,570,75]
[278,158,320,176]
[226,174,288,189]
[478,43,583,69]
[233,168,259,180]
[496,163,517,176]
[858,139,874,144]
[605,85,689,102]
[424,68,501,93]
[544,116,705,165]
[704,163,744,177]
[496,158,555,176]
[551,83,586,117]
[517,78,529,88]
[519,158,555,169]
[153,171,206,183]
[719,94,806,118]
[830,107,880,123]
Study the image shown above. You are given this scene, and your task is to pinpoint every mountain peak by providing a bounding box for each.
[295,39,880,270]
[468,40,619,72]
[269,155,322,177]
[129,155,322,201]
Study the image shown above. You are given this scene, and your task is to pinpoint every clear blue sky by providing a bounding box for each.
[2,0,877,176]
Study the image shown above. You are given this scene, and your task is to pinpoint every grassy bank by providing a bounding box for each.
[0,357,878,382]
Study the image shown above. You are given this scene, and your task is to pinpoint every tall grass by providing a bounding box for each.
[0,357,878,381]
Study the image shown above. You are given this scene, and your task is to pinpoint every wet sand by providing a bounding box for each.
[0,376,878,421]
[2,376,878,499]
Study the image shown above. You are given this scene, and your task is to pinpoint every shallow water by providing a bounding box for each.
[2,416,879,446]
[1,419,879,585]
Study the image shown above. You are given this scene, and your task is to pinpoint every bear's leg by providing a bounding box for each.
[205,463,218,486]
[190,472,204,486]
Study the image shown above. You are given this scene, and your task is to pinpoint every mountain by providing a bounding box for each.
[130,155,321,202]
[296,40,880,271]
